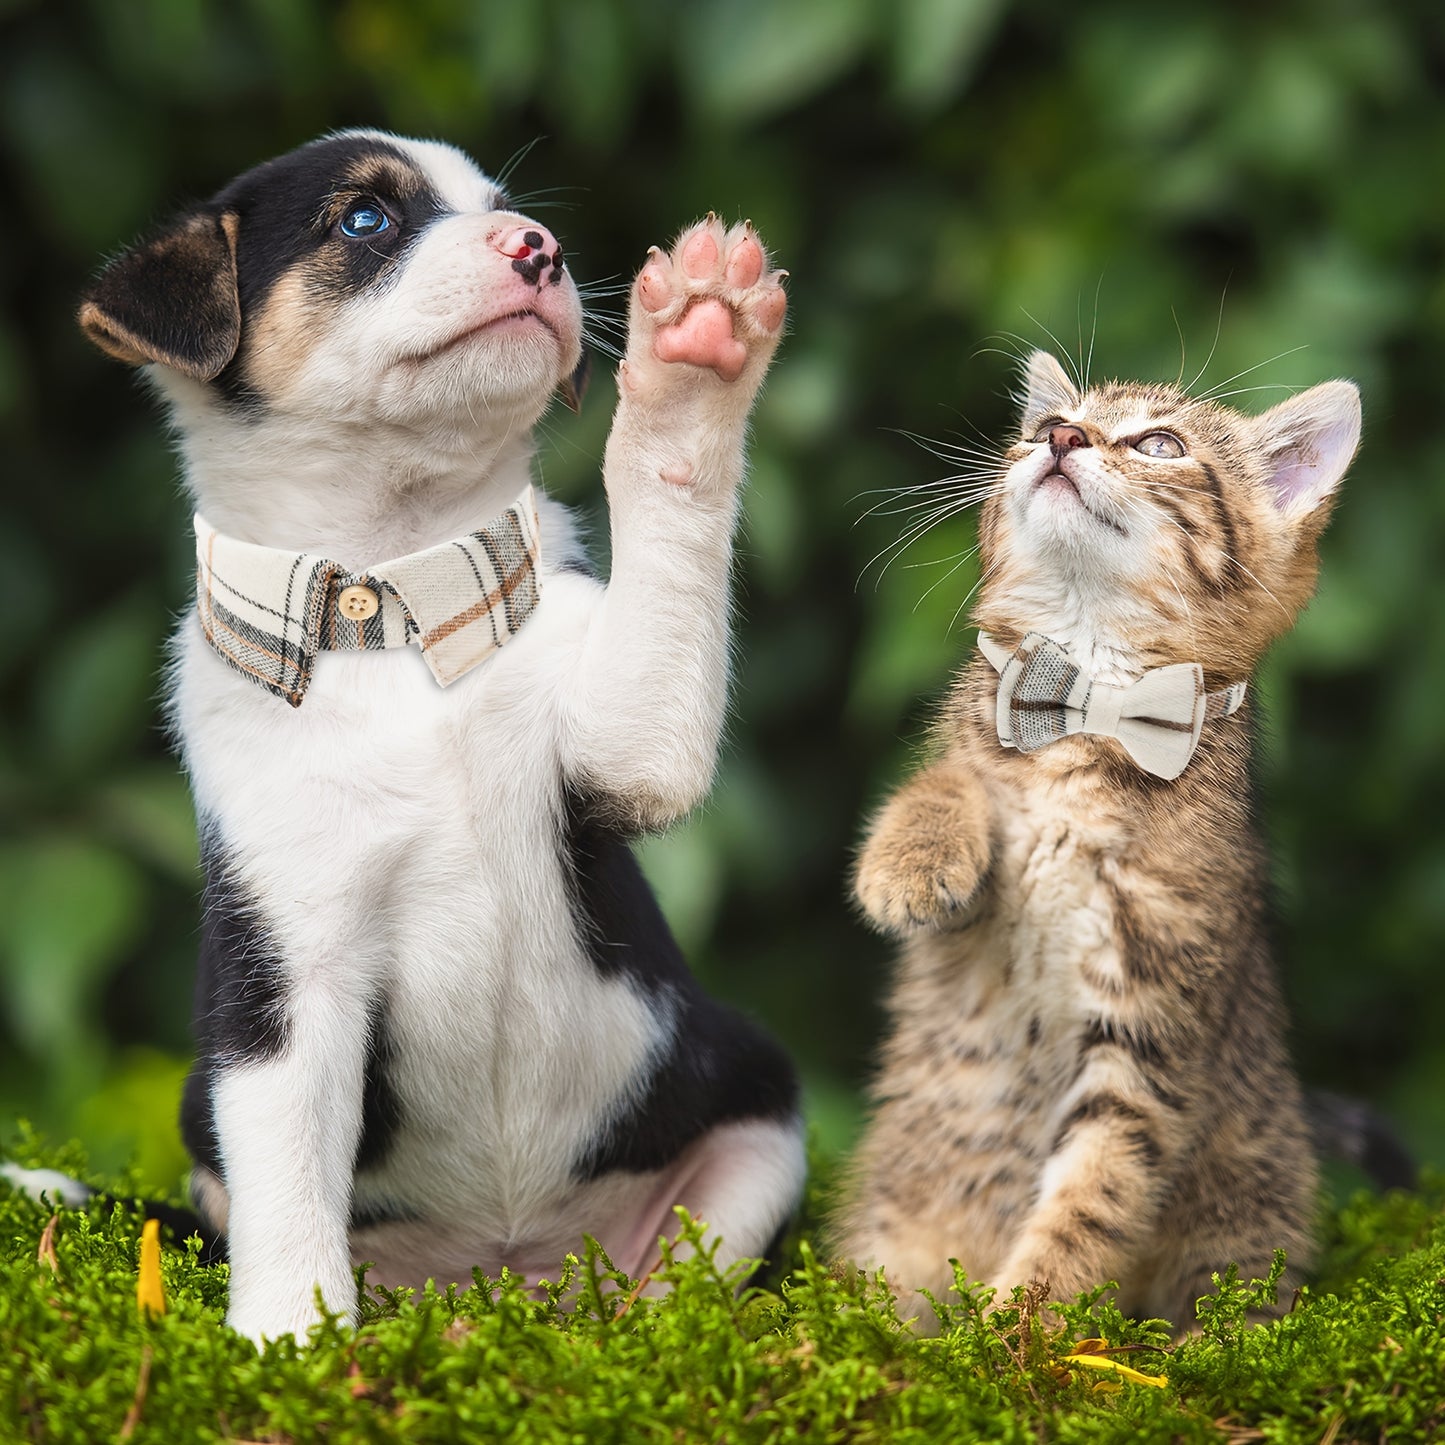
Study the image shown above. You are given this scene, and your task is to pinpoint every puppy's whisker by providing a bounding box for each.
[495,135,545,194]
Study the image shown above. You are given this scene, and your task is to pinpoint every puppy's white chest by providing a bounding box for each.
[178,620,662,1221]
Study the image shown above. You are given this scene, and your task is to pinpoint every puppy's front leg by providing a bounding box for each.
[561,219,786,827]
[213,983,370,1345]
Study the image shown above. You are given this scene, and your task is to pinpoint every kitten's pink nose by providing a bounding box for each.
[1049,424,1089,455]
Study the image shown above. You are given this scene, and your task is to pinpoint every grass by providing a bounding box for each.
[3,1134,1443,1444]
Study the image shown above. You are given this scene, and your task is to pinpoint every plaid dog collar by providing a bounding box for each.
[194,488,542,706]
[977,630,1247,780]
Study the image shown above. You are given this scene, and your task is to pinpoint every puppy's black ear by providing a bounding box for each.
[558,349,591,413]
[78,210,242,382]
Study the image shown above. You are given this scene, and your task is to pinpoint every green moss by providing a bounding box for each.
[4,1140,1443,1444]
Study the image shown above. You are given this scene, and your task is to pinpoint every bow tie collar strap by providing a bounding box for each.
[194,487,542,706]
[976,631,1247,781]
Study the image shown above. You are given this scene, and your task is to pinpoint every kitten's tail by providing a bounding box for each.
[1,1162,226,1264]
[1306,1090,1417,1192]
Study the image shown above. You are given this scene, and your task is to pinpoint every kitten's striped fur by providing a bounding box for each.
[837,352,1361,1329]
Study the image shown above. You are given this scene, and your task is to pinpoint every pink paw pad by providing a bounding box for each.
[725,236,763,290]
[754,285,786,333]
[637,257,671,313]
[681,230,719,279]
[653,299,748,382]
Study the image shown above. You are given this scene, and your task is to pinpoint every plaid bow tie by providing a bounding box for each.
[977,631,1246,780]
[194,487,542,707]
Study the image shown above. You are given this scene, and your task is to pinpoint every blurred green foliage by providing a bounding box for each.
[2,0,1443,1187]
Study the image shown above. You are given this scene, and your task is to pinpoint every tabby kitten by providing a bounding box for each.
[836,351,1361,1329]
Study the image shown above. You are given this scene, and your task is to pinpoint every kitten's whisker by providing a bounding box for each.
[858,497,980,589]
[851,475,1000,511]
[1016,319,1086,391]
[854,491,993,524]
[973,336,1033,367]
[858,504,962,579]
[1221,552,1293,626]
[1197,384,1297,403]
[1159,557,1200,659]
[948,565,992,634]
[1194,346,1309,402]
[1185,284,1230,395]
[1085,273,1104,390]
[1141,479,1221,499]
[869,492,995,521]
[891,428,1005,467]
[851,476,996,503]
[910,544,982,614]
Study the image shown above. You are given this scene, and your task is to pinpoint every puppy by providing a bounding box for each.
[67,130,804,1344]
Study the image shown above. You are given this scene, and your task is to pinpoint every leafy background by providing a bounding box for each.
[2,0,1442,1192]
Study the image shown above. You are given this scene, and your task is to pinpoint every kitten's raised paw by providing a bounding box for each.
[621,216,786,400]
[854,838,985,937]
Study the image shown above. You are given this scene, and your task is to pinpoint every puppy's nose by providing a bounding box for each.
[1049,424,1089,456]
[495,224,560,261]
[496,223,565,286]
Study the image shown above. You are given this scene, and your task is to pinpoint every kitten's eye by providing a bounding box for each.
[1134,432,1185,459]
[339,201,391,239]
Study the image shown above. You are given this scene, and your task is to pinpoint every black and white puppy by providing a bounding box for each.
[67,130,804,1345]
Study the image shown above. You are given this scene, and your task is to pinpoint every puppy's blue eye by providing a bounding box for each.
[340,203,390,238]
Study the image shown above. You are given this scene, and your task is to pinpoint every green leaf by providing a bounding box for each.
[887,0,1007,112]
[681,0,873,125]
[31,595,162,779]
[0,838,147,1056]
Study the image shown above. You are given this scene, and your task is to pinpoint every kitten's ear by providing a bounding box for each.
[78,209,242,382]
[1255,381,1361,518]
[1018,351,1080,430]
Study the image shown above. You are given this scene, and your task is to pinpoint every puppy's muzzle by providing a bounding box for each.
[497,223,565,288]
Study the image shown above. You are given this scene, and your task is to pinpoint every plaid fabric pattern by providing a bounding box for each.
[195,487,542,706]
[976,631,1247,781]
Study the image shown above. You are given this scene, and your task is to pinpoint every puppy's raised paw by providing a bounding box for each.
[621,217,786,403]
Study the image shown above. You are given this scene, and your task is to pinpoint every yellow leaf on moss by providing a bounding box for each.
[137,1219,165,1317]
[1061,1352,1167,1388]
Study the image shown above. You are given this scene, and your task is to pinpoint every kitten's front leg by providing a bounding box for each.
[560,219,786,826]
[988,1034,1191,1316]
[854,758,995,935]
